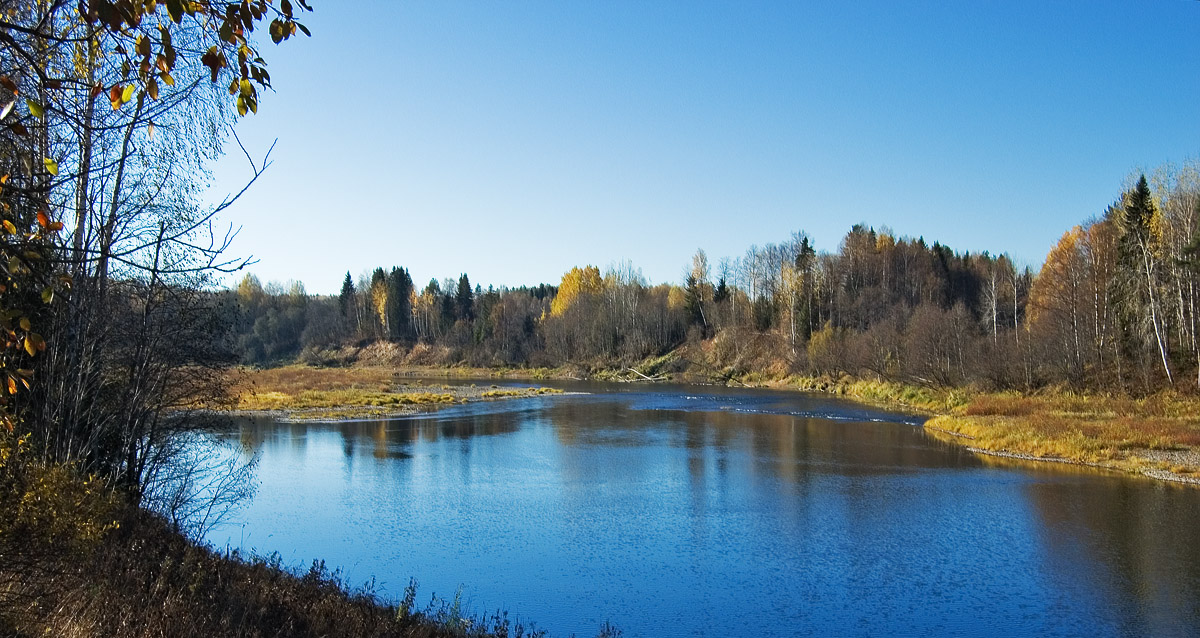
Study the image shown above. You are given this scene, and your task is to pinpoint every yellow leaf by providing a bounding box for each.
[1,220,13,234]
[43,158,58,176]
[23,336,35,357]
[19,317,30,331]
[121,84,136,103]
[25,99,43,118]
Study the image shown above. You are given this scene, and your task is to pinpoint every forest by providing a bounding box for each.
[0,1,1198,635]
[230,162,1200,395]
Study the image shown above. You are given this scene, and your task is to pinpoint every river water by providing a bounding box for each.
[207,381,1200,637]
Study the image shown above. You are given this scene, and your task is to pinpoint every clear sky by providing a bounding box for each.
[207,0,1200,295]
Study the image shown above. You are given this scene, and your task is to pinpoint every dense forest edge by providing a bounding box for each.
[2,1,1200,635]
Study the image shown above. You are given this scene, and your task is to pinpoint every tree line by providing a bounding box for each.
[228,160,1200,394]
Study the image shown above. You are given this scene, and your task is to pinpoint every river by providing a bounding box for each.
[206,381,1200,637]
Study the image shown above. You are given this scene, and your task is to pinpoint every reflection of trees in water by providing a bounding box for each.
[226,413,524,462]
[545,400,983,480]
[1027,480,1200,636]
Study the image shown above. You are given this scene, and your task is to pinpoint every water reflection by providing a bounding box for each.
[210,385,1200,638]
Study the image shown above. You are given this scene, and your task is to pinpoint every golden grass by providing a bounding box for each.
[780,375,969,412]
[228,365,395,397]
[924,391,1200,478]
[769,374,1200,481]
[222,366,562,419]
[481,388,563,399]
[235,389,460,412]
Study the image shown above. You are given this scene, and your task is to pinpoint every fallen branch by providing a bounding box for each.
[624,367,666,382]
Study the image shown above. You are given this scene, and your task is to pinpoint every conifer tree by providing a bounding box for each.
[456,274,475,321]
[1113,175,1172,384]
[713,277,729,304]
[339,272,356,318]
[386,267,413,341]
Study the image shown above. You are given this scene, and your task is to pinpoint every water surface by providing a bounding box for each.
[208,382,1200,637]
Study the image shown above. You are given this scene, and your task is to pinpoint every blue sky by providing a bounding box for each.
[208,1,1200,294]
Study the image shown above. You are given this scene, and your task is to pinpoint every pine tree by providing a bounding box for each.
[713,277,729,304]
[386,267,413,341]
[684,274,705,333]
[1113,175,1172,385]
[456,274,474,321]
[338,271,355,318]
[796,236,817,338]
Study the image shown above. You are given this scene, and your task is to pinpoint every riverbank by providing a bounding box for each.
[725,375,1200,485]
[223,366,563,421]
[0,471,562,637]
[230,360,1200,485]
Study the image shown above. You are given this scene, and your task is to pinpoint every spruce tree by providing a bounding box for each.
[456,274,474,321]
[713,277,729,304]
[684,274,705,332]
[1113,175,1173,384]
[339,271,355,318]
[386,267,413,341]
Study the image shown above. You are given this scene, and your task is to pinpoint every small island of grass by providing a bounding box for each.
[222,365,564,421]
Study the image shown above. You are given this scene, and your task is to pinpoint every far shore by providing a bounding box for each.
[222,363,1200,486]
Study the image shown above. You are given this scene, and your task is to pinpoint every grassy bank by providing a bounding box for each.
[919,392,1200,483]
[1,497,567,637]
[1,433,620,637]
[224,366,563,421]
[735,374,1200,484]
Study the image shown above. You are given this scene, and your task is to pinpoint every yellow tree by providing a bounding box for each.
[550,265,603,317]
[1028,226,1089,382]
[369,268,388,339]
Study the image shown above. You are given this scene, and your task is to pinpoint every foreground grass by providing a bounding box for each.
[1,432,617,638]
[224,366,562,420]
[2,498,568,638]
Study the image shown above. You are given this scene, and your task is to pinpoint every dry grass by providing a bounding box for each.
[763,374,1200,481]
[481,388,562,399]
[222,366,561,421]
[778,375,969,413]
[925,390,1200,478]
[228,365,396,397]
[3,500,559,637]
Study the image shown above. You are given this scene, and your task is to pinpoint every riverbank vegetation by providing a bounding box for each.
[231,165,1200,400]
[749,376,1200,481]
[1,443,555,637]
[226,365,563,420]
